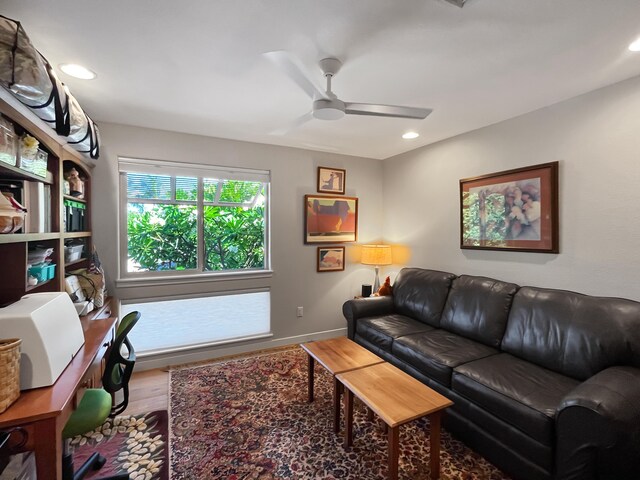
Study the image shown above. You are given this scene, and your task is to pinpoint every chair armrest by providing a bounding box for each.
[556,366,640,480]
[342,296,395,339]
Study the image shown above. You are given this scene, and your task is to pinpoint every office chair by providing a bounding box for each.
[61,311,140,480]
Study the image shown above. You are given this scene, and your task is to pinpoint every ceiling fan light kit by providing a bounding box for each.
[264,50,432,133]
[313,98,346,120]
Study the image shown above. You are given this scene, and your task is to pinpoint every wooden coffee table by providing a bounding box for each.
[337,362,453,480]
[300,337,384,432]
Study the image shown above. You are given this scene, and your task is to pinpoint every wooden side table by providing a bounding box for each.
[300,337,383,432]
[338,362,454,480]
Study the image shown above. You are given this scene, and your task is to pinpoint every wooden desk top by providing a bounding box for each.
[337,362,453,428]
[0,315,117,428]
[301,337,384,375]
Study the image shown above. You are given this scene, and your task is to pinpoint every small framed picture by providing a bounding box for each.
[317,166,346,194]
[317,246,345,272]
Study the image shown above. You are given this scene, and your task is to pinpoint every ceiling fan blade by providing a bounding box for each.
[269,111,314,135]
[344,103,432,119]
[263,51,329,100]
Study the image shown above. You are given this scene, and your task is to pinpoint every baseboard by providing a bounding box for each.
[135,327,347,371]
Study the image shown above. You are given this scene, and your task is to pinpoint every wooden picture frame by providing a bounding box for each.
[317,246,345,272]
[305,194,358,244]
[460,161,559,253]
[317,166,346,194]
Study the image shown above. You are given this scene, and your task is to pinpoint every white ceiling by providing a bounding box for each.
[3,0,640,160]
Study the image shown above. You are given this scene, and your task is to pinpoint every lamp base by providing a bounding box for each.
[373,266,381,293]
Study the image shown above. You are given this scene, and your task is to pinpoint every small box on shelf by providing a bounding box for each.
[27,262,56,284]
[18,148,48,178]
[0,116,17,167]
[63,198,86,232]
[64,243,84,263]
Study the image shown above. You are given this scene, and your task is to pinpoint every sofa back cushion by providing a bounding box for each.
[502,287,640,380]
[393,268,456,327]
[440,275,519,348]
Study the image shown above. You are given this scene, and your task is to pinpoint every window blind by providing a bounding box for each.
[118,157,270,183]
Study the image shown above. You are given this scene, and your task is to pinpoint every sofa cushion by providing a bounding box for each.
[452,353,580,446]
[392,268,456,327]
[393,329,499,387]
[502,287,640,380]
[440,275,518,348]
[355,314,434,352]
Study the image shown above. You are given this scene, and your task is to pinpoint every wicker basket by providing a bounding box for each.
[0,338,21,413]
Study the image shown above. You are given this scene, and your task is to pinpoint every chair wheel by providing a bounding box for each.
[93,454,107,470]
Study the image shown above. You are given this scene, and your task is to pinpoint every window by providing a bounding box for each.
[119,158,269,277]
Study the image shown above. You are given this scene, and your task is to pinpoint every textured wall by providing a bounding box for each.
[382,75,640,301]
[92,124,384,365]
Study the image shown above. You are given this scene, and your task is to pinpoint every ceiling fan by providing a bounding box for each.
[264,51,432,134]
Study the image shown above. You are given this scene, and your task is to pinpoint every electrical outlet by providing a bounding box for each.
[296,306,304,317]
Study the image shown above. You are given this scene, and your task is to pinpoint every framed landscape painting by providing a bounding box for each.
[305,194,358,243]
[460,161,559,253]
[317,246,345,272]
[317,166,346,194]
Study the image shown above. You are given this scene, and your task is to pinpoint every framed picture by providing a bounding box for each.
[460,161,559,253]
[317,246,345,272]
[317,166,346,194]
[305,194,358,243]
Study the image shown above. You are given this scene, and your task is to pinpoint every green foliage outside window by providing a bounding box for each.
[126,178,265,272]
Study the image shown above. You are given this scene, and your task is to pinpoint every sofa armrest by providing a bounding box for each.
[342,296,395,339]
[556,366,640,480]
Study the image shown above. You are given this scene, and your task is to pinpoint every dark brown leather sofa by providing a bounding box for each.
[342,268,640,480]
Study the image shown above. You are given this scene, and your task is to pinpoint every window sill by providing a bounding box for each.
[116,269,273,288]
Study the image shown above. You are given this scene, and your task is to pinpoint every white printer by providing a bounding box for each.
[0,292,85,390]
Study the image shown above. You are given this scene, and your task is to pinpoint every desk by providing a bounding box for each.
[0,312,116,480]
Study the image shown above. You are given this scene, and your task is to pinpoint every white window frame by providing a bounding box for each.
[118,157,270,281]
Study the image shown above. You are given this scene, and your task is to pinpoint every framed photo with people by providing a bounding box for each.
[317,166,346,194]
[460,161,559,253]
[305,194,358,243]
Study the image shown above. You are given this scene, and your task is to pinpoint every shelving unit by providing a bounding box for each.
[0,97,94,307]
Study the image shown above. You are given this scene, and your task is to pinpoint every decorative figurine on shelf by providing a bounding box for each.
[374,276,393,296]
[65,168,85,199]
[20,134,39,158]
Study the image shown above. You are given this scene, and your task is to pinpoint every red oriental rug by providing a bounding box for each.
[170,347,510,480]
[70,410,169,479]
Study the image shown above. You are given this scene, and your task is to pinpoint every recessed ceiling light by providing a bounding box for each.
[59,64,97,80]
[629,38,640,52]
[402,131,419,140]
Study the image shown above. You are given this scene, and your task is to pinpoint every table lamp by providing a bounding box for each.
[361,244,392,293]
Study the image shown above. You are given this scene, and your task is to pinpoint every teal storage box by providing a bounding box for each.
[45,263,56,280]
[28,263,56,283]
[28,263,48,283]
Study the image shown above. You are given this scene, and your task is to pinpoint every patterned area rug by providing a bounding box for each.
[170,347,510,479]
[70,410,169,480]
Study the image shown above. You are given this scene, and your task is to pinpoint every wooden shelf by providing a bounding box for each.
[25,277,53,292]
[0,161,54,184]
[0,96,93,307]
[65,257,88,268]
[63,231,91,239]
[0,232,60,245]
[63,194,87,203]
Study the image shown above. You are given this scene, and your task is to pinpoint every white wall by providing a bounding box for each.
[383,75,640,301]
[93,124,384,366]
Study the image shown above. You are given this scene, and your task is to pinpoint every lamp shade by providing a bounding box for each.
[361,244,392,266]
